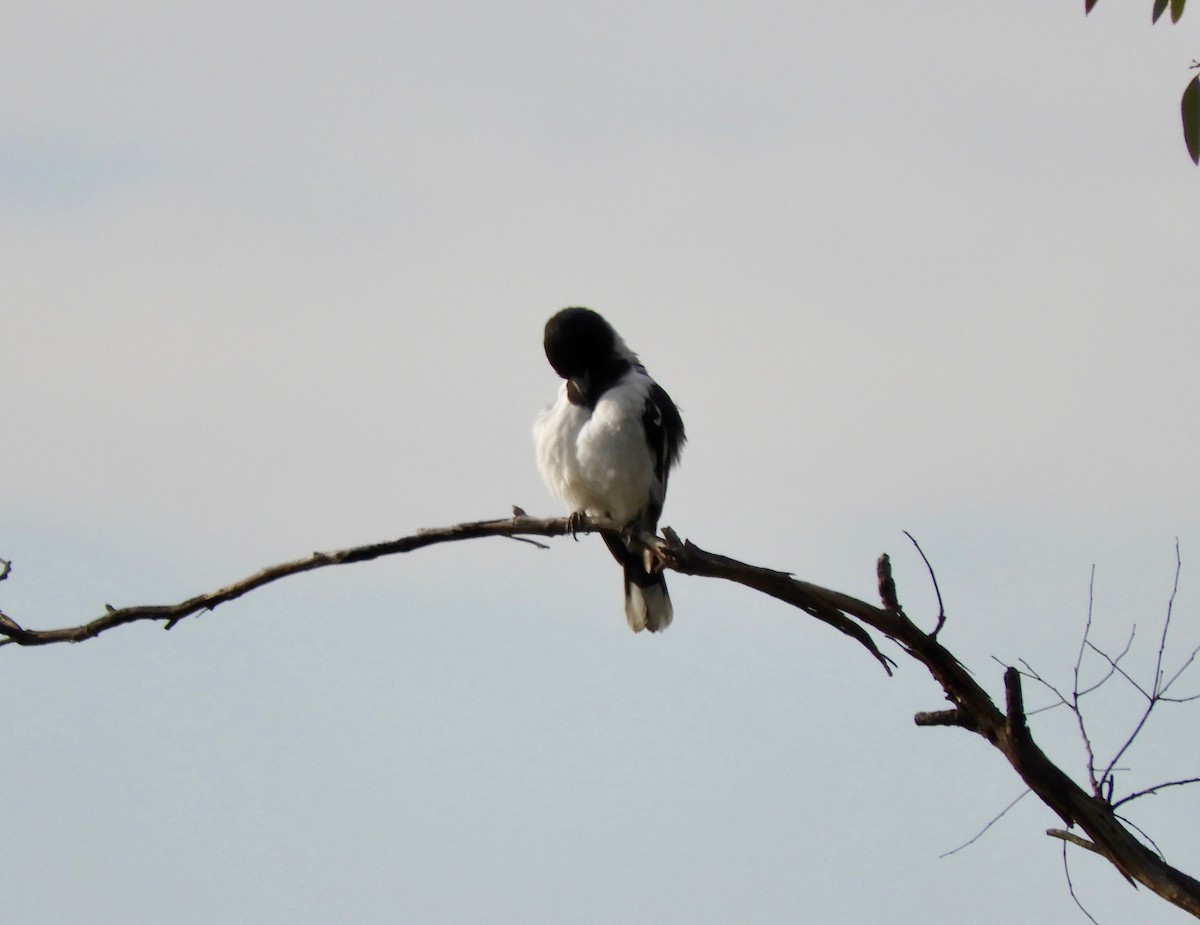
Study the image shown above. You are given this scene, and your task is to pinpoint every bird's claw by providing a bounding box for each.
[566,511,587,540]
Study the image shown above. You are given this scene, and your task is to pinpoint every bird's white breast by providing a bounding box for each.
[534,372,657,526]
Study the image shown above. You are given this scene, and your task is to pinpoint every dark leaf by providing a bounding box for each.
[1085,0,1098,12]
[1153,0,1170,22]
[1171,0,1186,22]
[1183,75,1200,164]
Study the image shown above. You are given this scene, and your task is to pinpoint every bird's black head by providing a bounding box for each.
[543,307,636,408]
[543,307,618,380]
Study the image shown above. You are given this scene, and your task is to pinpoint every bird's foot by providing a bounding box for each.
[566,510,587,540]
[618,521,666,574]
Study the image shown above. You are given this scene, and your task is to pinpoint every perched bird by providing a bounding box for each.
[534,307,686,632]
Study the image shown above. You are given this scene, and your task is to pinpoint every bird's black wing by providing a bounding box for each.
[642,381,686,488]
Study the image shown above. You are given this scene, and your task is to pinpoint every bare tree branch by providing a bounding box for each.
[0,515,589,646]
[2,514,1198,918]
[0,514,899,672]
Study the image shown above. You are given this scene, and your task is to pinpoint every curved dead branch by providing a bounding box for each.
[1,513,1197,918]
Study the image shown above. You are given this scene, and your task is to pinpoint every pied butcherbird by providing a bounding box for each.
[534,307,686,632]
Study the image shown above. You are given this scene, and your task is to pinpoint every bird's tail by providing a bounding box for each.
[624,566,673,633]
[602,534,673,633]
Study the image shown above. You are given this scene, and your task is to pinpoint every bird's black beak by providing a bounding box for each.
[565,370,591,407]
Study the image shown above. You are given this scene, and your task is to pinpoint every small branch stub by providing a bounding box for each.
[877,553,900,611]
[914,709,979,732]
[1005,666,1030,743]
[1048,828,1102,856]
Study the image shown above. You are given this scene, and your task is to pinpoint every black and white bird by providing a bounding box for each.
[534,307,686,632]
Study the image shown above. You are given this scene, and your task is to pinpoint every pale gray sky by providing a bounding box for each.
[3,2,1198,923]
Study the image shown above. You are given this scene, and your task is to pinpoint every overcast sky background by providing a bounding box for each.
[3,2,1199,922]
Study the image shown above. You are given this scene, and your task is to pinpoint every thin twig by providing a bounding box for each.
[1099,545,1187,790]
[903,530,945,638]
[939,789,1031,858]
[1112,777,1200,811]
[1080,626,1138,696]
[1087,640,1153,700]
[1154,540,1183,695]
[1076,565,1097,680]
[1075,566,1101,795]
[504,535,551,550]
[1162,639,1200,699]
[1022,627,1135,717]
[1027,628,1133,713]
[1101,687,1156,796]
[1014,657,1071,710]
[1062,840,1102,925]
[1116,813,1167,861]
